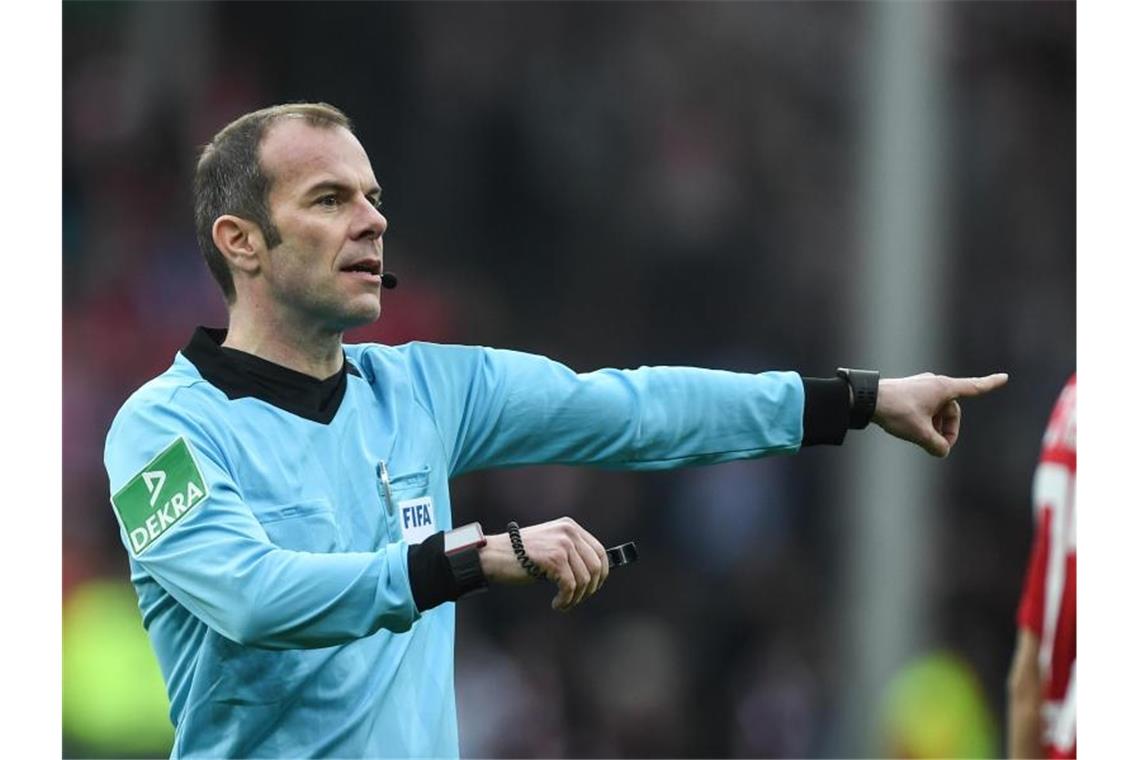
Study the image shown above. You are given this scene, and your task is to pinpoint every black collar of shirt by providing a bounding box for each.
[181,326,361,424]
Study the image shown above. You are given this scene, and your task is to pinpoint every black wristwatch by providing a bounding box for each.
[444,522,489,598]
[836,368,880,430]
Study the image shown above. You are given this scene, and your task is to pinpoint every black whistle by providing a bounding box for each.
[605,541,639,568]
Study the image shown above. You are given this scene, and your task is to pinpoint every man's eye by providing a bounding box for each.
[369,197,383,210]
[317,195,340,208]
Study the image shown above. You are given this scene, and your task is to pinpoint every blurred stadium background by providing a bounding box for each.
[62,2,1073,757]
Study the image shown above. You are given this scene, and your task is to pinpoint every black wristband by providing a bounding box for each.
[406,530,488,612]
[506,521,546,580]
[406,532,455,612]
[836,367,880,430]
[801,377,850,446]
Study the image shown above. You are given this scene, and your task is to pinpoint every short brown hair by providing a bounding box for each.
[193,102,353,303]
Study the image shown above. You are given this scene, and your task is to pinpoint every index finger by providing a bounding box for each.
[947,373,1008,398]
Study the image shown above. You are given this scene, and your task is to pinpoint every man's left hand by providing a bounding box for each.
[872,372,1009,457]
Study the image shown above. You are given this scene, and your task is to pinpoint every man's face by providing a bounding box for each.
[255,119,389,331]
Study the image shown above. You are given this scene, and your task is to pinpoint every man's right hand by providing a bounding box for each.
[478,517,610,611]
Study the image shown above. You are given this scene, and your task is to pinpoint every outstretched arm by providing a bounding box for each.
[395,343,1007,469]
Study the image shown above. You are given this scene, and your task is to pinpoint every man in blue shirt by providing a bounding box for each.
[104,102,1006,758]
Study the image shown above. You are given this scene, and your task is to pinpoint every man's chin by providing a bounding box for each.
[328,299,382,332]
[343,305,382,330]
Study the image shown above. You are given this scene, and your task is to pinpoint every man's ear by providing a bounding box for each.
[212,215,264,275]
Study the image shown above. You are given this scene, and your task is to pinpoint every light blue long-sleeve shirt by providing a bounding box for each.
[103,336,805,758]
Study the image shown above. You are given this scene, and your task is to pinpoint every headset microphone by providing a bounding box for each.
[380,272,398,290]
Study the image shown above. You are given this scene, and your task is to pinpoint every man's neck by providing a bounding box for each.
[222,309,345,380]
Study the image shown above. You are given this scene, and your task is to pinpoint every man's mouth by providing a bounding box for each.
[340,260,382,278]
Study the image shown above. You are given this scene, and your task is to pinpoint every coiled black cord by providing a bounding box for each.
[506,521,546,580]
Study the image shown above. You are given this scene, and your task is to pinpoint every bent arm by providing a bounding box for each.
[106,400,420,650]
[137,520,416,650]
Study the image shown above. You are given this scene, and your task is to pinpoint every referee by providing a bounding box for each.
[103,102,1007,758]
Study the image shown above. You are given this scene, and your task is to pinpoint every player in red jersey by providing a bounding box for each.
[1007,375,1076,758]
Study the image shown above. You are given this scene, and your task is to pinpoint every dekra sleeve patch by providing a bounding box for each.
[111,436,210,555]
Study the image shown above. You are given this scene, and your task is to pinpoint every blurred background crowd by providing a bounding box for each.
[62,2,1073,757]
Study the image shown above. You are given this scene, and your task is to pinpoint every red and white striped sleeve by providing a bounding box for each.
[1016,373,1077,758]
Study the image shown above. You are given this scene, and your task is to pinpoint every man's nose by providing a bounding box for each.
[355,199,388,240]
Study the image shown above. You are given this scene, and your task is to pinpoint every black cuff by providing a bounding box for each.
[406,532,458,612]
[801,377,850,446]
